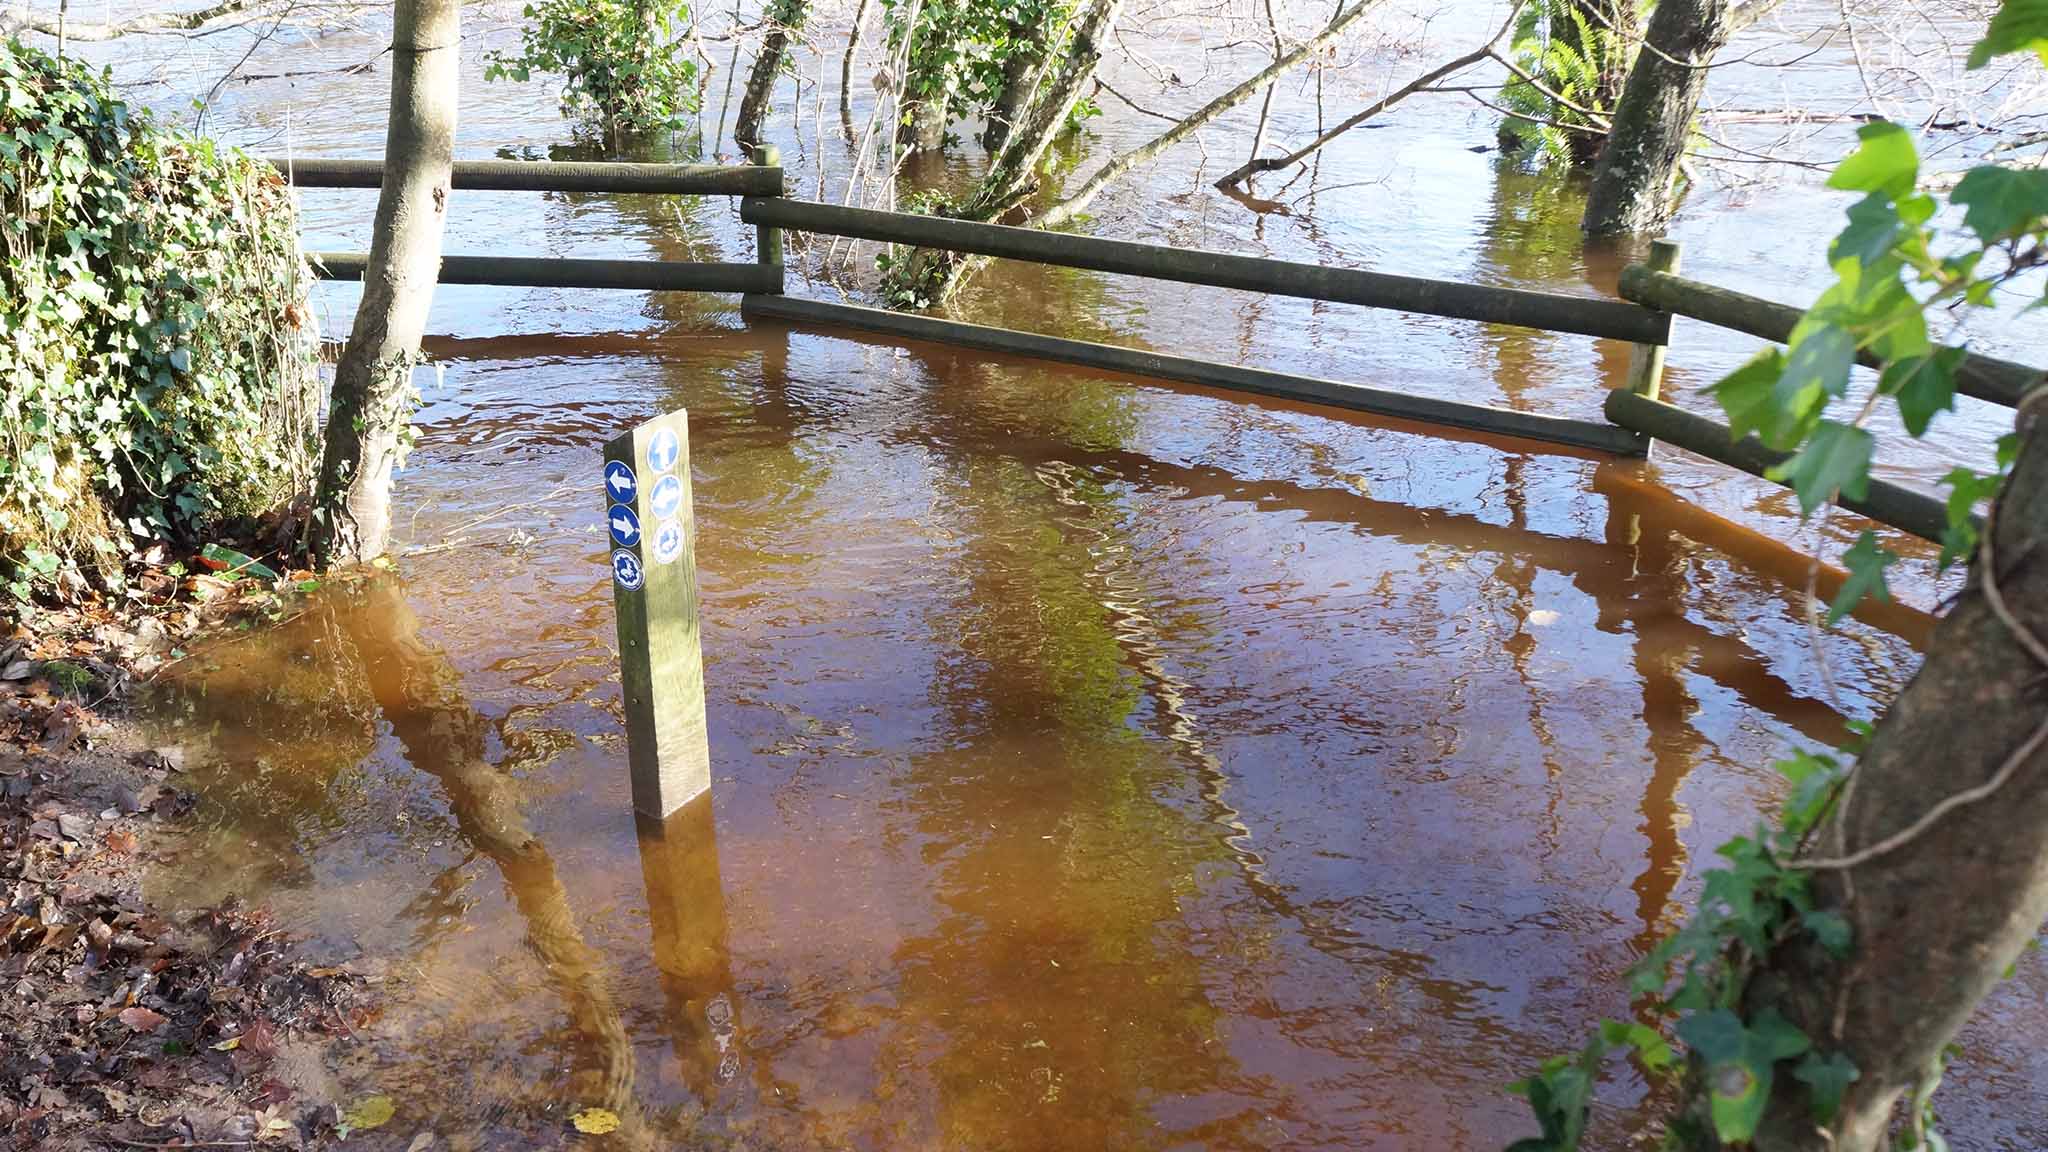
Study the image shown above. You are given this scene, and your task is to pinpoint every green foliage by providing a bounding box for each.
[1499,0,1641,166]
[0,41,318,599]
[486,0,700,137]
[1967,0,2048,66]
[1509,15,2048,1144]
[883,0,1088,143]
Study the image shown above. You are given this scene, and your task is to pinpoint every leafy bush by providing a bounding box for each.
[486,0,700,138]
[0,40,319,601]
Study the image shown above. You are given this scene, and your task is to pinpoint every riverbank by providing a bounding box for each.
[2,580,378,1152]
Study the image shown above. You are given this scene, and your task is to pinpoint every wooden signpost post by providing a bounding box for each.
[602,410,711,819]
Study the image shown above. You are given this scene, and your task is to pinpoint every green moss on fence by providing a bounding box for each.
[1,40,319,597]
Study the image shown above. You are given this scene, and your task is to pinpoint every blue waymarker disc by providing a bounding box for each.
[611,549,644,592]
[649,474,684,519]
[603,460,638,503]
[647,427,681,475]
[607,504,642,548]
[650,518,685,565]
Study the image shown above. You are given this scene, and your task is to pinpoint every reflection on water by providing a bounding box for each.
[142,313,2044,1149]
[106,5,2046,1147]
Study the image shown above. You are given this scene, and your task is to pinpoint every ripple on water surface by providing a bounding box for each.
[140,323,2045,1151]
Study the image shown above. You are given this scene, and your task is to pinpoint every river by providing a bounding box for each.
[60,0,2048,1147]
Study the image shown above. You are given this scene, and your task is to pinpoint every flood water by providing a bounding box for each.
[74,0,2048,1147]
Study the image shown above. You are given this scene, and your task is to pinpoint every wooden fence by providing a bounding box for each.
[271,153,2044,544]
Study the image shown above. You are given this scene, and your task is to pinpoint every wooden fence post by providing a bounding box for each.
[751,144,784,289]
[602,410,711,819]
[1624,239,1680,402]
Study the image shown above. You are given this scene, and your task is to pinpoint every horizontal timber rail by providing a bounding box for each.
[746,294,1647,456]
[741,198,1667,345]
[1605,389,1953,542]
[1618,265,2043,408]
[312,252,780,294]
[267,157,783,196]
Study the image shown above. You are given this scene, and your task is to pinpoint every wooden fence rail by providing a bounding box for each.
[1618,265,2041,408]
[268,157,783,197]
[311,252,780,294]
[747,295,1646,455]
[740,197,1668,345]
[1605,388,1954,541]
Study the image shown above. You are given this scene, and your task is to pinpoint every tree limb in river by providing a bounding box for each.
[735,0,811,147]
[1029,0,1378,230]
[8,0,260,41]
[1214,4,1521,191]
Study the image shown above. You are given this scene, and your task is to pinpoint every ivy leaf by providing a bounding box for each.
[1939,466,2001,569]
[1794,1051,1861,1124]
[1600,1019,1677,1074]
[1968,0,2048,67]
[1763,325,1857,447]
[1713,348,1789,441]
[1829,530,1897,623]
[1769,421,1875,516]
[1802,909,1855,959]
[1679,1008,1814,1145]
[1830,192,1902,268]
[1827,122,1918,199]
[1881,347,1964,437]
[1949,165,2048,246]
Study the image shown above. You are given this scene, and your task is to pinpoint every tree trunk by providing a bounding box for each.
[311,0,458,565]
[879,0,1122,303]
[1711,400,2048,1151]
[735,0,809,148]
[979,17,1049,153]
[1580,0,1730,235]
[839,0,871,133]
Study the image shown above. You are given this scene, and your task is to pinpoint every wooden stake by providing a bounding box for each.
[603,410,711,819]
[1624,239,1681,401]
[751,143,784,284]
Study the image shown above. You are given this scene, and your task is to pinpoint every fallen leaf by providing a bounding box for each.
[341,1095,395,1134]
[211,1037,242,1052]
[570,1107,620,1135]
[405,1134,436,1152]
[118,1006,168,1033]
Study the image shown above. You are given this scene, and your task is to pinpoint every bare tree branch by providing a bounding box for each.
[14,0,262,41]
[1214,4,1520,189]
[1032,0,1379,229]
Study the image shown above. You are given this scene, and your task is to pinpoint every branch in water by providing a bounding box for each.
[13,0,263,41]
[1032,0,1381,229]
[1212,4,1521,191]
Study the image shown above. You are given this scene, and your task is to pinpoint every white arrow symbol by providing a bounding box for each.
[607,471,633,496]
[611,513,637,536]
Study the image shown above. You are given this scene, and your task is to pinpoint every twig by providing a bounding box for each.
[1215,5,1519,190]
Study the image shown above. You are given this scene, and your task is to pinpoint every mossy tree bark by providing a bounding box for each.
[1579,0,1730,235]
[1691,398,2048,1150]
[312,0,459,565]
[734,0,810,148]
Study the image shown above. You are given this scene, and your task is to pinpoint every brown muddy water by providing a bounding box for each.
[69,0,2048,1146]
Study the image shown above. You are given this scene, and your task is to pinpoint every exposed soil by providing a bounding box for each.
[2,574,379,1152]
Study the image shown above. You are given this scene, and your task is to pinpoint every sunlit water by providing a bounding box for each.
[54,0,2046,1146]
